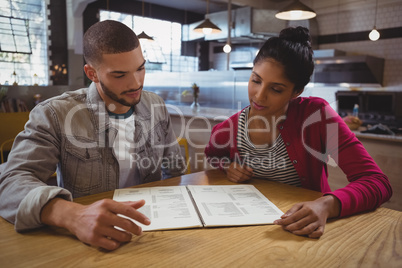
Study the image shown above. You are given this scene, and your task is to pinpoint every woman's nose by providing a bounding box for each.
[254,87,266,101]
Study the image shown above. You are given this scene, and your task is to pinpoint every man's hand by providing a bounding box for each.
[273,195,340,238]
[41,198,150,250]
[225,162,253,183]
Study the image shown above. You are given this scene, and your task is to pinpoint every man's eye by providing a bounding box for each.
[115,75,124,78]
[252,79,261,84]
[272,88,282,93]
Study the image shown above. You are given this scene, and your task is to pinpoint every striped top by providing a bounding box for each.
[237,107,301,187]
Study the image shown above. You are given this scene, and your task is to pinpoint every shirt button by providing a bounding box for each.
[286,142,290,146]
[279,126,284,130]
[293,160,298,164]
[108,158,114,164]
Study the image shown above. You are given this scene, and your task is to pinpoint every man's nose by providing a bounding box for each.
[128,72,142,90]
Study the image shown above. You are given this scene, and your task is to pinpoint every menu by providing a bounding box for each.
[113,185,284,231]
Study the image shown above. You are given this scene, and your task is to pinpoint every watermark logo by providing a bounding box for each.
[62,100,341,169]
[301,104,339,167]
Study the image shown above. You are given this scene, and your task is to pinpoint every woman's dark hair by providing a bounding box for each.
[83,20,140,66]
[253,26,314,93]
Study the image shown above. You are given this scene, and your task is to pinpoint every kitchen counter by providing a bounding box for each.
[352,126,402,143]
[166,104,239,121]
[167,104,402,143]
[167,105,239,173]
[353,131,402,143]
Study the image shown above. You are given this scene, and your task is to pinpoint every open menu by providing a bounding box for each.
[113,185,284,231]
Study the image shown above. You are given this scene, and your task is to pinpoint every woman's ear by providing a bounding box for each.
[292,88,304,99]
[84,64,99,83]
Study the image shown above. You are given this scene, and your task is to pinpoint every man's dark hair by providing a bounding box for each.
[83,20,140,66]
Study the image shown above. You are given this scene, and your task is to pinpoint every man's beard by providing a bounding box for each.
[99,80,142,108]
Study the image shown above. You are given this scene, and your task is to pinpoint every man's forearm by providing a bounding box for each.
[40,197,81,230]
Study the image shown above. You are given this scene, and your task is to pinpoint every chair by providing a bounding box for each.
[0,137,57,183]
[0,138,14,163]
[177,137,191,174]
[0,112,30,163]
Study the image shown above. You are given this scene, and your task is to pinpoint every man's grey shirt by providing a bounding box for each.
[0,83,185,231]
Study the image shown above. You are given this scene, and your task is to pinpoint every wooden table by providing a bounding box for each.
[1,169,401,267]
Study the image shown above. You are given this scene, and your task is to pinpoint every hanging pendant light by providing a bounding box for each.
[369,0,380,41]
[138,31,154,40]
[194,18,222,34]
[193,0,221,34]
[11,70,19,86]
[138,0,154,41]
[223,43,231,53]
[224,0,232,73]
[369,28,380,41]
[275,0,316,21]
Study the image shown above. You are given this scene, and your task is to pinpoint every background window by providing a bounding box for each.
[99,10,198,73]
[0,0,48,86]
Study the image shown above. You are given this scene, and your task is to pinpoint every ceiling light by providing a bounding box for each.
[223,44,231,53]
[369,28,380,41]
[11,70,18,86]
[369,0,380,41]
[275,0,316,21]
[138,31,154,41]
[194,18,221,35]
[193,0,221,35]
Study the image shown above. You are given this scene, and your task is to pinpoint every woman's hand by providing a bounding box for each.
[225,162,253,183]
[273,195,340,238]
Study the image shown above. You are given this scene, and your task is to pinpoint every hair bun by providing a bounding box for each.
[279,26,311,45]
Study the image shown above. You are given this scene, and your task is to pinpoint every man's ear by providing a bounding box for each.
[84,64,99,83]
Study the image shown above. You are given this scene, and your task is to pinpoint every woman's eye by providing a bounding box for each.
[272,88,282,93]
[114,75,124,78]
[252,79,261,84]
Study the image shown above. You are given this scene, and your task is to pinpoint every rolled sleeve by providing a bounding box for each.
[15,186,72,232]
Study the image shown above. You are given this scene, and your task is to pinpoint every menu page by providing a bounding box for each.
[187,185,283,227]
[113,186,203,231]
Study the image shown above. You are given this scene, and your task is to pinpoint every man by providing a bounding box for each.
[0,20,185,250]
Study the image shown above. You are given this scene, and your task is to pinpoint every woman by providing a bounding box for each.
[204,26,392,238]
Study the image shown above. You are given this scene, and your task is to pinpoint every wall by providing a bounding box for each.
[48,0,69,85]
[315,0,402,91]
